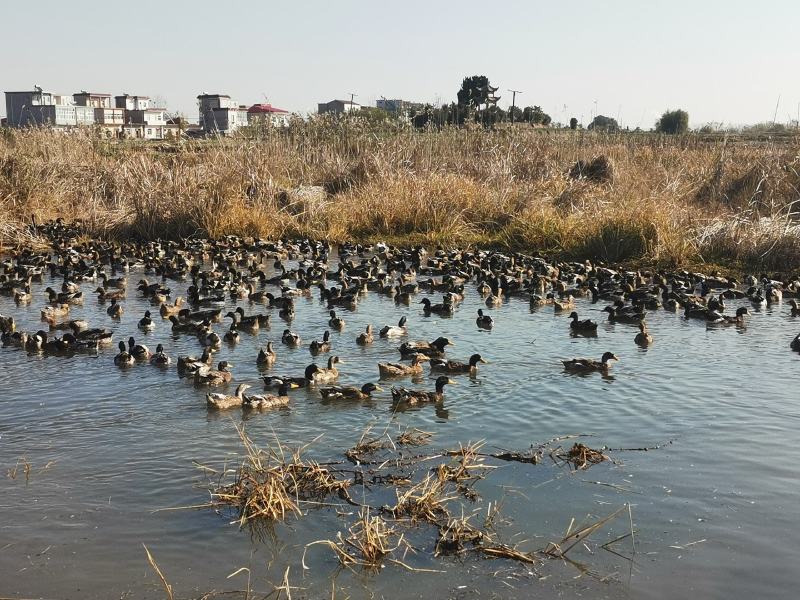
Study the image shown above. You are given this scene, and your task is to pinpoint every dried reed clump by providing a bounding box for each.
[211,425,348,526]
[384,471,455,523]
[551,443,610,471]
[568,155,615,183]
[396,427,433,446]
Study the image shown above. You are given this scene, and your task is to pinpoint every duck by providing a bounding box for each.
[604,306,645,324]
[790,299,800,317]
[380,316,408,338]
[307,356,342,384]
[169,315,202,334]
[195,361,234,385]
[634,322,653,346]
[177,348,213,374]
[420,297,454,316]
[13,285,32,304]
[356,324,374,345]
[328,310,345,330]
[42,304,70,320]
[106,298,123,318]
[309,331,332,355]
[430,353,486,374]
[553,295,575,312]
[243,383,291,410]
[223,324,240,344]
[568,312,598,332]
[319,383,382,401]
[391,376,455,405]
[114,341,135,367]
[378,354,429,377]
[792,333,800,352]
[150,343,171,365]
[257,342,277,367]
[476,309,494,330]
[159,297,184,318]
[99,273,127,290]
[138,310,155,331]
[281,329,301,347]
[206,383,250,410]
[562,352,619,373]
[399,337,453,359]
[95,287,125,302]
[711,306,750,325]
[198,326,222,348]
[127,336,151,360]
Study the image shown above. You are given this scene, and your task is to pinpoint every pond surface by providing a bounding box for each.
[1,251,799,599]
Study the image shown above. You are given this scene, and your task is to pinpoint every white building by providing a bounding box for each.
[4,87,94,128]
[247,103,290,127]
[318,99,360,115]
[197,94,249,135]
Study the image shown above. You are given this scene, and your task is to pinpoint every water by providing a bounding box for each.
[2,255,799,599]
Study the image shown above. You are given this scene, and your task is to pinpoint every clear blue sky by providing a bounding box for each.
[2,0,798,127]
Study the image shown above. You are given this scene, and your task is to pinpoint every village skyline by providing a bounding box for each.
[1,0,798,129]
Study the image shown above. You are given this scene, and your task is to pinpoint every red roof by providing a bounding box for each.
[248,103,288,114]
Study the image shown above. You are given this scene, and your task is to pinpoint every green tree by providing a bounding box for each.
[457,75,495,108]
[522,106,552,125]
[508,106,523,123]
[655,109,689,134]
[587,115,619,132]
[569,117,578,130]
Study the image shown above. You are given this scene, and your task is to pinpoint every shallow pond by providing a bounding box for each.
[1,252,799,599]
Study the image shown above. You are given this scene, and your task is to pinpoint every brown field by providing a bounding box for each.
[1,122,799,270]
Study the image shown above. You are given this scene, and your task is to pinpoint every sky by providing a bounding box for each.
[2,0,799,128]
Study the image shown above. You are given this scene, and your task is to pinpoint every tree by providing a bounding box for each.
[457,75,497,108]
[655,109,689,134]
[522,105,552,126]
[508,106,523,123]
[587,115,619,132]
[569,117,578,130]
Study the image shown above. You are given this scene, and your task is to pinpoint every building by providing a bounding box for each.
[3,86,181,139]
[318,99,360,115]
[376,98,424,118]
[197,94,249,135]
[247,103,290,127]
[4,87,93,128]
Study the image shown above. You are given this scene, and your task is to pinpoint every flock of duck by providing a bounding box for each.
[2,220,800,414]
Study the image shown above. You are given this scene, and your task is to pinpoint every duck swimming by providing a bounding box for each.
[282,329,301,347]
[309,331,331,355]
[195,361,233,385]
[430,353,486,374]
[378,354,429,378]
[634,322,653,346]
[206,383,250,410]
[391,376,455,405]
[562,352,619,373]
[243,383,291,410]
[476,309,493,330]
[399,337,453,359]
[138,310,155,331]
[114,341,135,367]
[379,316,408,337]
[150,343,171,365]
[568,312,597,332]
[356,324,374,345]
[328,310,345,330]
[319,383,382,401]
[257,342,277,366]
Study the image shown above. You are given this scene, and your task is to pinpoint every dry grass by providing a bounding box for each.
[2,125,799,269]
[210,425,349,527]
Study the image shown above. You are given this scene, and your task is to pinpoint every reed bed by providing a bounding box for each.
[2,124,799,269]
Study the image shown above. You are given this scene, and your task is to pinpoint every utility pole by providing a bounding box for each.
[349,92,358,110]
[508,89,522,125]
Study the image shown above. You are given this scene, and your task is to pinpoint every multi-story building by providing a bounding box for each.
[376,98,424,118]
[197,94,249,135]
[318,99,360,115]
[4,87,93,128]
[247,103,290,127]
